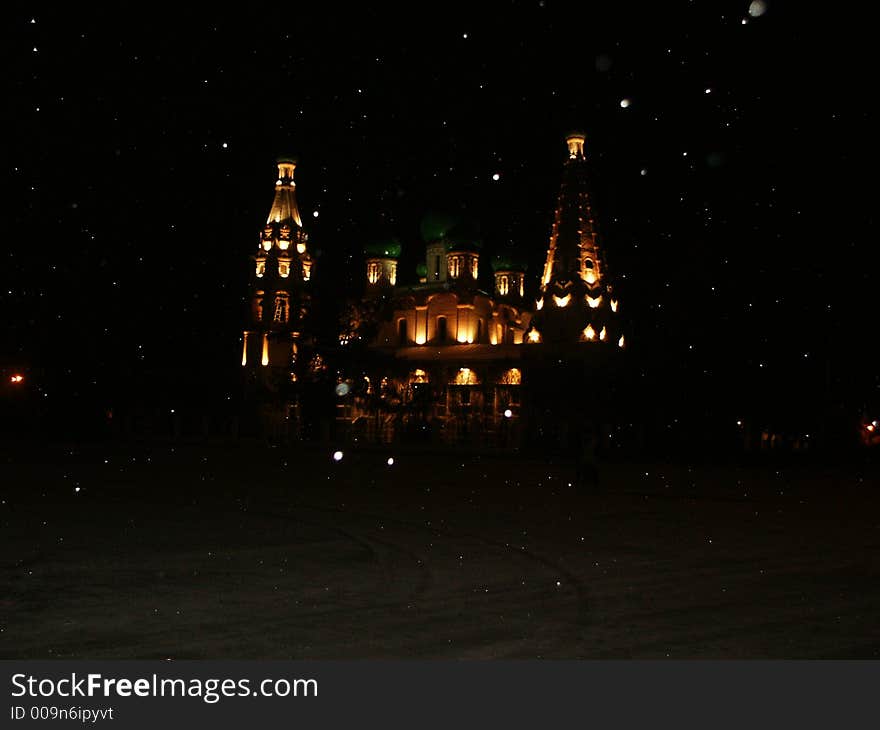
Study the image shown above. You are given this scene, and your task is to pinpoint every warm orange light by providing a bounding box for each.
[411,368,429,384]
[241,332,249,366]
[868,424,876,432]
[296,242,306,254]
[583,324,596,341]
[599,326,607,341]
[261,334,269,366]
[618,335,625,348]
[10,374,24,384]
[453,367,478,385]
[553,293,571,307]
[500,367,522,385]
[535,298,544,310]
[610,299,619,313]
[586,294,602,308]
[527,329,541,343]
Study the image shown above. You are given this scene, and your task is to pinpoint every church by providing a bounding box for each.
[240,133,626,448]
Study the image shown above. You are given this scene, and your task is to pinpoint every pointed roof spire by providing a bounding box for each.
[266,156,303,228]
[531,132,620,344]
[540,132,603,292]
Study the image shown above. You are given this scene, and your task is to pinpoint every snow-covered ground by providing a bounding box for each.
[2,443,878,658]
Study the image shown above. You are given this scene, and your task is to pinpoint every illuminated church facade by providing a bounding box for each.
[241,134,625,446]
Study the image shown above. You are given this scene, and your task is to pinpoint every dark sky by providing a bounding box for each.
[3,3,876,432]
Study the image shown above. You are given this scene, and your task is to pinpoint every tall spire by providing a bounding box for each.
[266,156,303,229]
[528,132,622,346]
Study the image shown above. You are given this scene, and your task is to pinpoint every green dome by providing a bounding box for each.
[491,252,527,272]
[420,212,460,243]
[443,220,483,251]
[364,239,402,258]
[276,154,298,165]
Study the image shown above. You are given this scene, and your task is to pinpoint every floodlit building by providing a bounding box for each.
[242,134,625,446]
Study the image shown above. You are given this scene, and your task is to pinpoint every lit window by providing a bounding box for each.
[499,368,522,385]
[453,367,479,385]
[273,293,289,323]
[410,369,429,384]
[553,293,571,307]
[498,274,509,296]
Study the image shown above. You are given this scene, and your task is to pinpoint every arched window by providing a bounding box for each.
[273,292,289,323]
[476,319,483,342]
[437,316,447,341]
[398,318,408,344]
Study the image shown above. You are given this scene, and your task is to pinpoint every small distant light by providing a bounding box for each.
[10,375,24,384]
[332,450,343,462]
[335,382,350,397]
[640,168,648,176]
[170,409,175,414]
[386,457,394,466]
[462,32,468,39]
[619,98,631,108]
[74,487,81,493]
[868,424,876,432]
[221,142,228,149]
[492,173,500,181]
[33,47,38,53]
[503,409,513,419]
[704,88,712,94]
[312,211,319,218]
[736,420,742,426]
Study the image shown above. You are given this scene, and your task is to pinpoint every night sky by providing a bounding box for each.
[4,3,876,441]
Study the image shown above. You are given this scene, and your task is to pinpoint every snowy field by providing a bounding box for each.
[2,443,878,658]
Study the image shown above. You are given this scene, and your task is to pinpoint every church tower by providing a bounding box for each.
[241,156,314,377]
[527,133,623,348]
